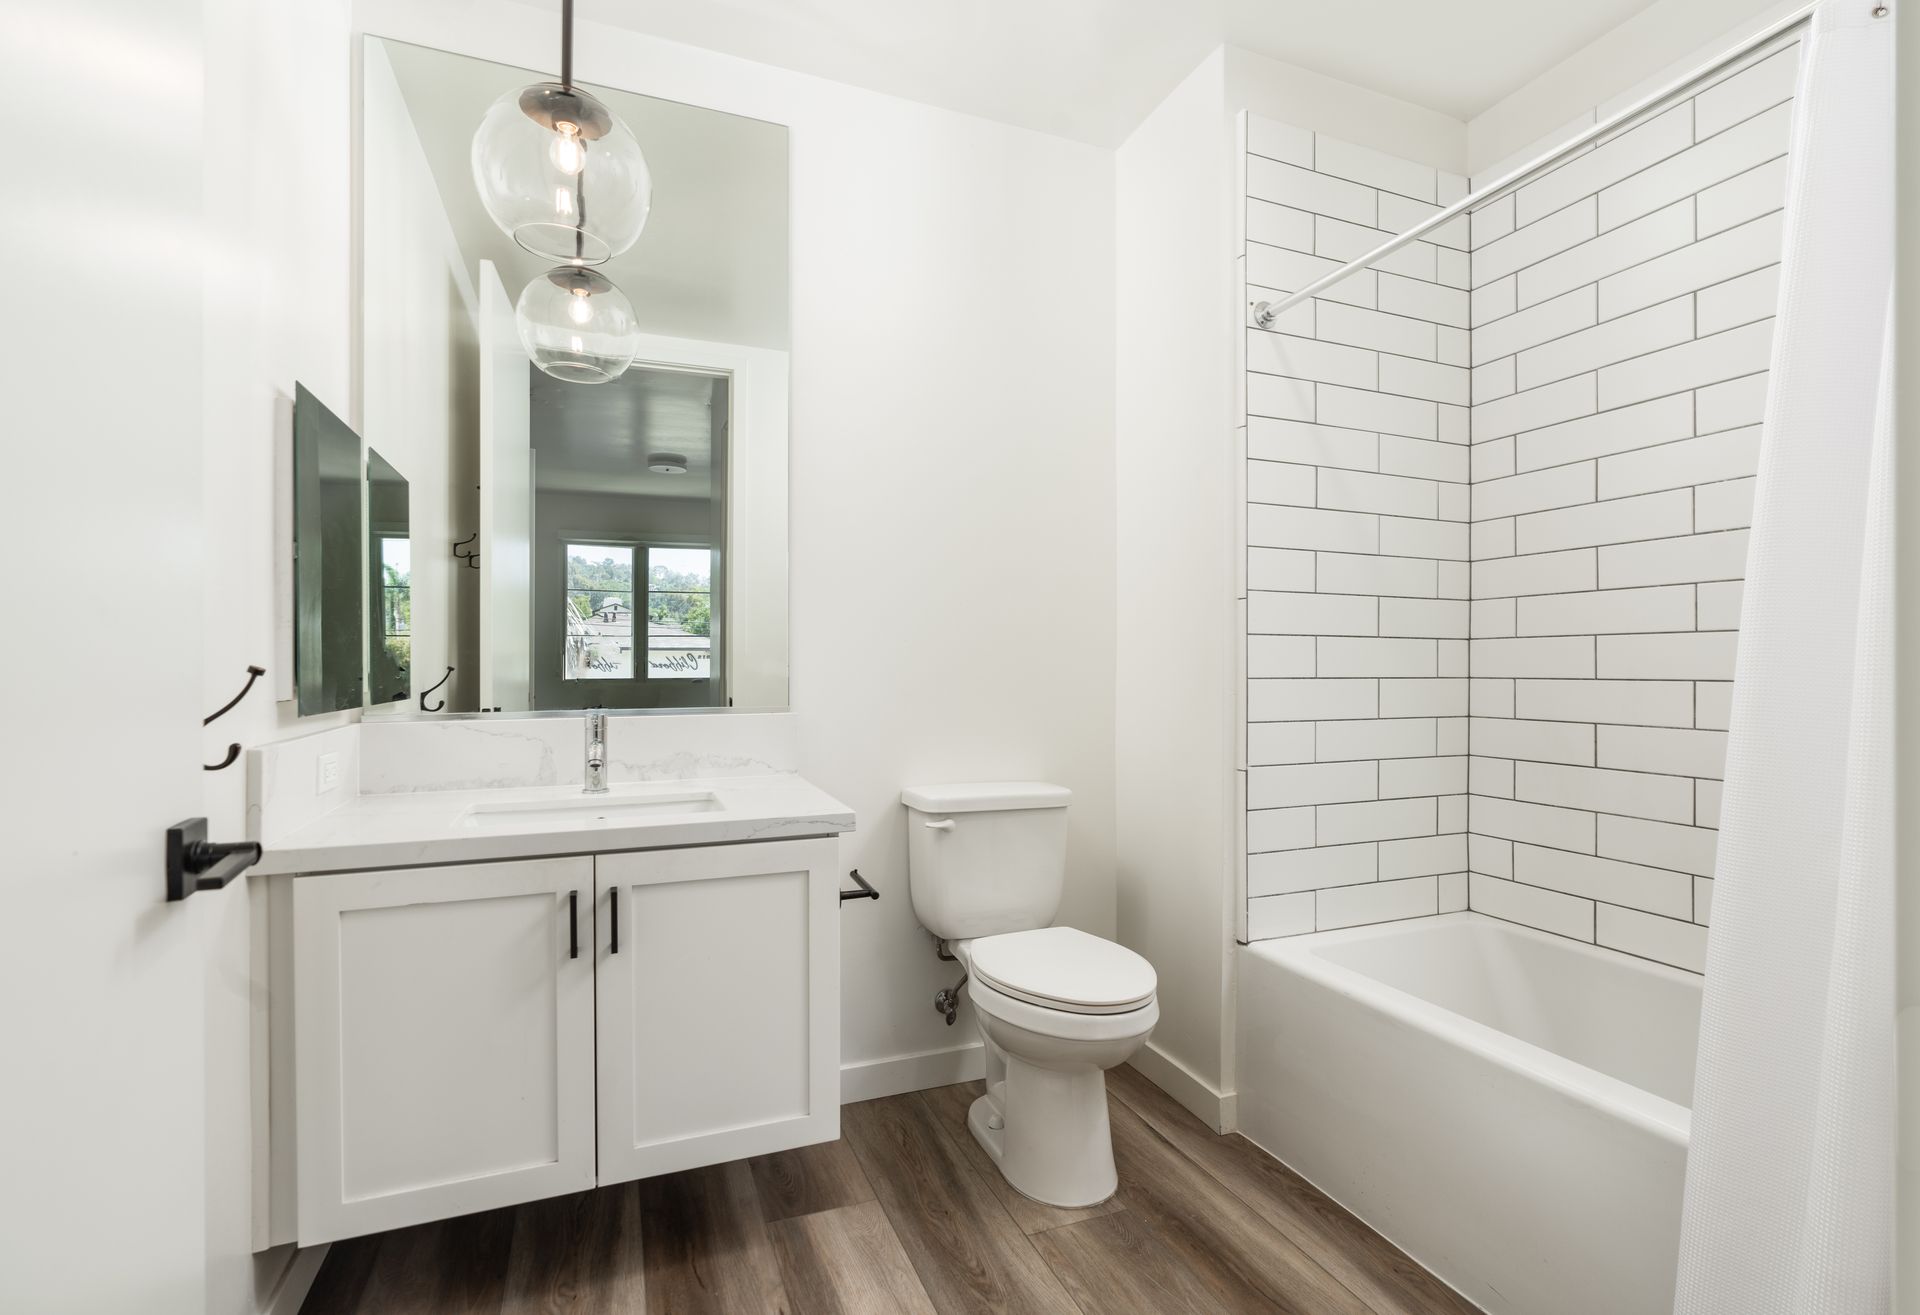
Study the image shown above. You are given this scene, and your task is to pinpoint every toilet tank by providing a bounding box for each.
[901,782,1071,940]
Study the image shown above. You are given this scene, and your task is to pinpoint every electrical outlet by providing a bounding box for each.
[317,752,342,794]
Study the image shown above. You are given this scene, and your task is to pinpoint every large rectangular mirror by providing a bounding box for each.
[358,35,789,715]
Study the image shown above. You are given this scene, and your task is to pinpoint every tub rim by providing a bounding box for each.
[1243,911,1694,1149]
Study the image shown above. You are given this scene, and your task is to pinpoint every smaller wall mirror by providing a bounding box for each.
[292,384,367,714]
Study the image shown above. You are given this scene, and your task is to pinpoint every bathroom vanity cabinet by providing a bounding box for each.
[269,836,839,1246]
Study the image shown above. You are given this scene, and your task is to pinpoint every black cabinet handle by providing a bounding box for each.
[610,887,619,954]
[569,890,579,959]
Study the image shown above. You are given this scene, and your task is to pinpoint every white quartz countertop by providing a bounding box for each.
[253,775,855,876]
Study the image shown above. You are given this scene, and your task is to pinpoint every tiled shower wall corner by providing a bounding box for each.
[1239,117,1475,941]
[1240,37,1797,972]
[1462,42,1796,972]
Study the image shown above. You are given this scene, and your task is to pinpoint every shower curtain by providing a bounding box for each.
[1673,4,1895,1313]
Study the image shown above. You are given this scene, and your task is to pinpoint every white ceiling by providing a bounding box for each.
[531,0,1668,146]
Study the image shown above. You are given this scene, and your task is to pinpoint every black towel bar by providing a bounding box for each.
[840,870,880,903]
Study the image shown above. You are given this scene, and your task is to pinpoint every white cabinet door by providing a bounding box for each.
[596,838,839,1182]
[291,858,596,1243]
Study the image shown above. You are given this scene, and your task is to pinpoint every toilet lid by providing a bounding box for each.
[969,927,1156,1015]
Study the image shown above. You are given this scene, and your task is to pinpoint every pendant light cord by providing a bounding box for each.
[560,0,586,263]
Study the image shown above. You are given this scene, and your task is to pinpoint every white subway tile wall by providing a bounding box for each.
[1241,41,1794,970]
[1460,41,1792,973]
[1243,120,1472,938]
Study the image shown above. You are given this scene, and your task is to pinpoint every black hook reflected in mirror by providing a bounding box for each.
[452,533,479,570]
[420,666,454,713]
[204,664,266,771]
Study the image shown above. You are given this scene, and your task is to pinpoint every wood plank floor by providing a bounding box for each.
[302,1066,1479,1315]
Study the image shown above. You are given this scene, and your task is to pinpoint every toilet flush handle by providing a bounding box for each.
[923,818,956,831]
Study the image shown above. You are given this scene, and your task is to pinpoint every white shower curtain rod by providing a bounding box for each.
[1251,0,1818,327]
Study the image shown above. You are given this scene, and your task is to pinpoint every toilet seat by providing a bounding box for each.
[967,974,1158,1046]
[968,927,1156,1015]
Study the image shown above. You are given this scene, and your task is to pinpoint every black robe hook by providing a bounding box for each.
[420,666,454,713]
[204,665,266,771]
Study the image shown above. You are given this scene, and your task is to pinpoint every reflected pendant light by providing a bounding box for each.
[470,0,651,265]
[515,266,640,385]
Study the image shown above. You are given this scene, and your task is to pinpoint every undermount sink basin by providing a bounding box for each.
[460,789,723,828]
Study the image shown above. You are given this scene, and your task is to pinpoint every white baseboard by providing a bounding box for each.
[1129,1040,1237,1133]
[840,1041,984,1103]
[839,1038,1237,1129]
[259,1243,328,1315]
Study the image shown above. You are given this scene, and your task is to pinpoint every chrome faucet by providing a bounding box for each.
[584,710,609,795]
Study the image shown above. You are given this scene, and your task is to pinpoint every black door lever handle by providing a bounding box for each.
[166,819,262,901]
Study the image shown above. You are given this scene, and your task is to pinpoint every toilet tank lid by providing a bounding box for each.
[900,782,1071,813]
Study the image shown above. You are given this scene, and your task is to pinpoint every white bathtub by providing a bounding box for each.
[1236,911,1700,1315]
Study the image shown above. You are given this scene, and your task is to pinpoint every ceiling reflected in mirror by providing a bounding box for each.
[380,37,789,353]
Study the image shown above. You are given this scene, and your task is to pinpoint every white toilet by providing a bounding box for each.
[902,782,1157,1207]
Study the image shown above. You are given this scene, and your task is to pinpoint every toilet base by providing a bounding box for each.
[966,1065,1119,1209]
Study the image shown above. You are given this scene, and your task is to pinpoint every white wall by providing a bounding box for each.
[1,3,213,1309]
[1114,45,1469,1116]
[2,0,354,1310]
[200,2,356,1311]
[1114,50,1240,1119]
[361,38,479,715]
[356,0,1119,1087]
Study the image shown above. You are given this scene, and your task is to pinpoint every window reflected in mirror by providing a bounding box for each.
[646,547,713,681]
[566,544,636,681]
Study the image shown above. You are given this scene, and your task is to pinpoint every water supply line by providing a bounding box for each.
[932,936,967,1025]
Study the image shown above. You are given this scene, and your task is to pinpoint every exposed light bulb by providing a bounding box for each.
[515,266,640,384]
[549,122,586,175]
[471,82,651,265]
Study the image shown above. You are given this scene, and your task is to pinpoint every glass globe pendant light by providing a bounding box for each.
[515,267,640,384]
[470,0,651,265]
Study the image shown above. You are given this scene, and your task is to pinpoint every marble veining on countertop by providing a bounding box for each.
[252,774,854,876]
